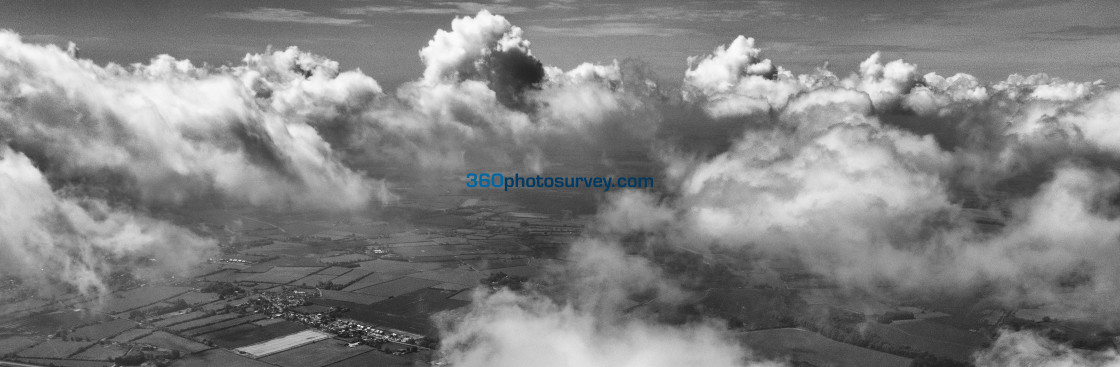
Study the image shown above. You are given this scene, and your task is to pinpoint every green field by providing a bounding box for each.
[133,331,211,353]
[290,274,340,287]
[241,267,325,284]
[170,349,274,367]
[353,277,441,297]
[260,339,373,367]
[868,320,988,361]
[198,320,308,349]
[168,313,241,332]
[326,350,416,367]
[109,328,153,342]
[70,319,137,340]
[183,314,267,337]
[16,340,93,359]
[407,268,486,286]
[740,328,911,367]
[0,336,39,355]
[11,358,112,367]
[340,272,407,292]
[102,286,192,314]
[153,311,208,327]
[70,344,130,360]
[319,290,387,305]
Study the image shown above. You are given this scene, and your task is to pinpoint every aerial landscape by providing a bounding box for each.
[2,1,1120,367]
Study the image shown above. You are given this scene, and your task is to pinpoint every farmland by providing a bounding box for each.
[0,336,38,356]
[70,344,130,361]
[340,272,407,292]
[328,269,376,288]
[134,331,211,353]
[70,319,137,340]
[867,320,988,361]
[260,339,372,367]
[740,328,912,367]
[199,321,308,349]
[236,330,331,358]
[319,290,387,305]
[325,350,415,367]
[168,314,242,332]
[110,328,153,342]
[182,314,267,337]
[240,267,324,284]
[16,340,93,359]
[352,277,441,298]
[170,349,275,367]
[101,286,192,314]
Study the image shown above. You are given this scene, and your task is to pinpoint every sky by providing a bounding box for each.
[4,0,1120,89]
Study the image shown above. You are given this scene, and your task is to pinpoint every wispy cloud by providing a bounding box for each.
[212,7,366,26]
[338,2,530,16]
[526,23,698,38]
[1046,25,1120,37]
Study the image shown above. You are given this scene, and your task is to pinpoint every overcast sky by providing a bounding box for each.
[4,0,1120,88]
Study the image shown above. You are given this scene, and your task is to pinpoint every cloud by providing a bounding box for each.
[599,35,1120,322]
[0,32,393,210]
[9,9,1120,364]
[974,330,1120,367]
[0,145,215,298]
[212,7,366,26]
[338,2,530,16]
[436,238,784,367]
[526,23,699,38]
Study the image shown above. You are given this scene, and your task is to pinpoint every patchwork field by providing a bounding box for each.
[740,328,912,367]
[70,344,130,360]
[183,314,268,337]
[353,277,441,297]
[236,329,331,358]
[199,321,308,349]
[290,274,340,287]
[240,267,324,284]
[153,311,208,327]
[340,272,408,292]
[110,327,153,342]
[325,350,415,367]
[16,340,93,359]
[318,254,373,264]
[868,319,988,361]
[368,288,467,319]
[134,331,212,353]
[102,286,192,314]
[317,267,354,276]
[168,313,242,332]
[328,269,375,288]
[10,358,112,367]
[319,290,388,305]
[407,268,486,285]
[357,259,441,273]
[70,319,137,340]
[170,291,222,306]
[259,339,372,367]
[171,349,275,367]
[0,336,39,355]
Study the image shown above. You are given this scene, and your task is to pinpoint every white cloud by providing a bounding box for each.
[212,7,366,26]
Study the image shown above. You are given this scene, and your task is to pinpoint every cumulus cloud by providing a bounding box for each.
[437,238,782,367]
[599,34,1120,322]
[0,145,214,297]
[8,9,1120,365]
[340,10,663,174]
[0,32,392,210]
[438,290,784,367]
[424,20,1120,367]
[975,330,1120,367]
